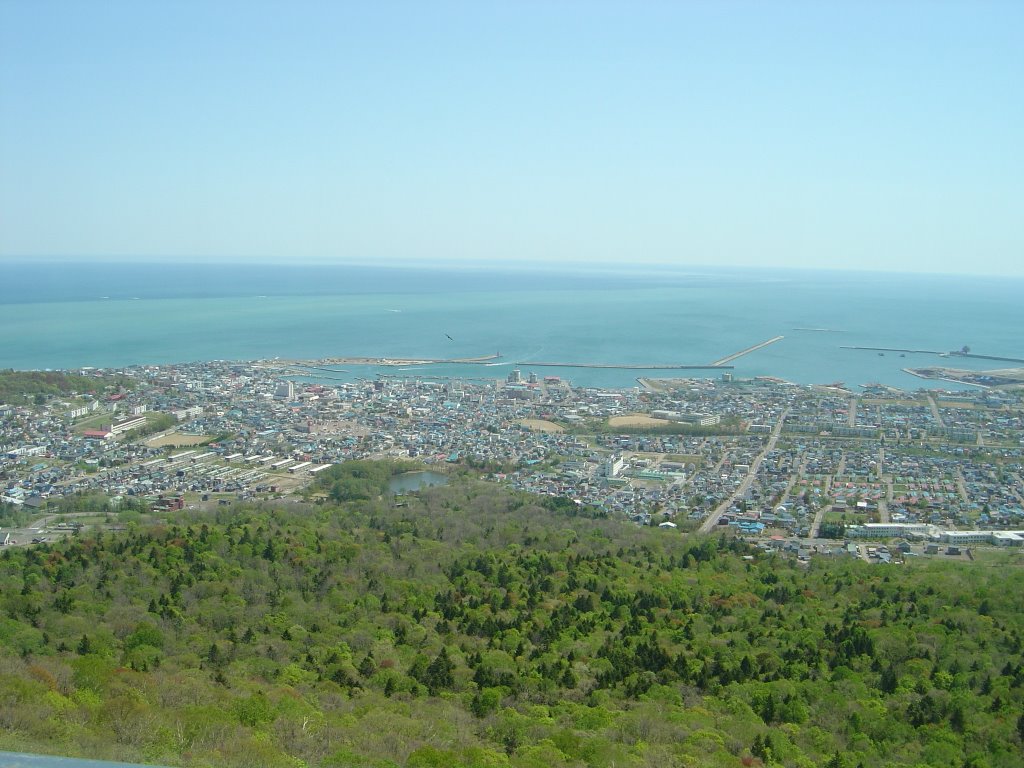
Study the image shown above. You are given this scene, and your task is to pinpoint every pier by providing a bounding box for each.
[950,352,1024,364]
[710,336,785,366]
[515,362,733,370]
[375,353,503,366]
[841,346,943,354]
[843,347,1024,365]
[292,365,350,373]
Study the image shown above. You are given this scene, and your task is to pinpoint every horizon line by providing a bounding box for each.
[1,256,1021,280]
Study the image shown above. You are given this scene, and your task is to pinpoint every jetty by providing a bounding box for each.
[291,365,350,373]
[843,347,1024,365]
[515,362,732,370]
[841,346,942,355]
[514,337,785,371]
[950,352,1024,365]
[710,336,785,366]
[375,353,503,366]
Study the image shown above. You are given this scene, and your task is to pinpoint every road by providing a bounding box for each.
[699,408,790,533]
[878,444,891,523]
[926,394,946,428]
[954,467,970,503]
[775,456,807,510]
[809,500,829,538]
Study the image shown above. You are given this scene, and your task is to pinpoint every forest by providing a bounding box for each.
[0,469,1022,768]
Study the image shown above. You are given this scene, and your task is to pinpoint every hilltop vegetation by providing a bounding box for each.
[0,369,132,405]
[0,471,1022,768]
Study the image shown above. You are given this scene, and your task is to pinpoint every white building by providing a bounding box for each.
[110,416,147,436]
[603,456,624,478]
[846,523,939,539]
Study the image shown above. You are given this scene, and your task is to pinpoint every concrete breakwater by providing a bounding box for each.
[710,336,785,366]
[515,362,733,370]
[842,346,943,354]
[844,347,1024,365]
[519,336,784,371]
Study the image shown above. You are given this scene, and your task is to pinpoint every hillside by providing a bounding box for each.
[0,473,1022,768]
[0,369,132,405]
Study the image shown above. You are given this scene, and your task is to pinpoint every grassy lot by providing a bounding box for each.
[71,411,113,433]
[146,432,212,448]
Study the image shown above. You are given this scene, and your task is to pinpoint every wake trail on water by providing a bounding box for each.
[514,346,546,363]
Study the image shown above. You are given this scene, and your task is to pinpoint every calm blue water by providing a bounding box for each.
[388,470,450,494]
[0,752,169,768]
[2,261,1022,390]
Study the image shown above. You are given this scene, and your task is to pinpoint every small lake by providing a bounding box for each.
[0,753,170,767]
[387,471,449,494]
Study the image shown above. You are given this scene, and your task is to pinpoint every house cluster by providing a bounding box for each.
[2,361,1023,556]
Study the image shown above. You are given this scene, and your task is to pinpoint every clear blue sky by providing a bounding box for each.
[1,0,1021,275]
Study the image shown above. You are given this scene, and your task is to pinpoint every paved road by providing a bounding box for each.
[699,408,790,533]
[879,445,892,523]
[877,499,890,525]
[809,499,829,538]
[776,456,806,510]
[954,467,970,503]
[926,394,946,428]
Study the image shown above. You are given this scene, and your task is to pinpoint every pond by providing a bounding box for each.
[387,470,449,494]
[0,753,170,767]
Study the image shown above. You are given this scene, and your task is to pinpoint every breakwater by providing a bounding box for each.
[844,347,1024,365]
[710,336,785,366]
[950,352,1024,364]
[842,346,943,354]
[515,362,733,370]
[518,336,784,371]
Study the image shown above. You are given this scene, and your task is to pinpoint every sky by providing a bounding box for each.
[1,0,1022,276]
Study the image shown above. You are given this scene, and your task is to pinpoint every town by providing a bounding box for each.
[3,361,1024,562]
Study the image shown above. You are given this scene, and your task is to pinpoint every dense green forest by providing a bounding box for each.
[0,369,131,405]
[0,473,1022,768]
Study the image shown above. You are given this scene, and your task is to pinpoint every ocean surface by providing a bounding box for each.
[3,261,1023,391]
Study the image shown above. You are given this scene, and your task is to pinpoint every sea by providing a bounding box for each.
[3,261,1023,392]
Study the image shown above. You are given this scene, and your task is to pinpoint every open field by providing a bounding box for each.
[520,418,565,433]
[71,412,112,433]
[146,432,210,448]
[608,414,672,428]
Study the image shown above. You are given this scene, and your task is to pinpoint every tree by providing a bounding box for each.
[423,647,455,694]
